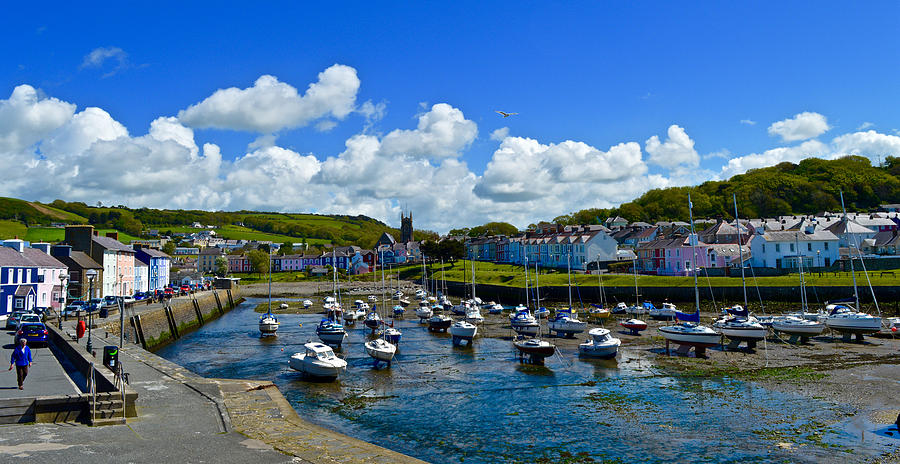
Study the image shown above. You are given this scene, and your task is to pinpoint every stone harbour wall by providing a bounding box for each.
[135,287,242,351]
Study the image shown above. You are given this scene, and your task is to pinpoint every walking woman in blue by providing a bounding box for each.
[9,338,32,390]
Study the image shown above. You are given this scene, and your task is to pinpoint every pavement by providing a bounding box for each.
[1,336,79,397]
[0,331,296,463]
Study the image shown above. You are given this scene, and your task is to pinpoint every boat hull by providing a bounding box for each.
[658,327,720,347]
[317,331,347,347]
[259,322,279,336]
[578,343,619,359]
[549,320,587,337]
[715,326,768,342]
[514,342,556,358]
[289,354,343,380]
[771,321,825,335]
[364,341,396,362]
[428,319,452,332]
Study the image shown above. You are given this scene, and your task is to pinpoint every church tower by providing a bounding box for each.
[401,211,413,243]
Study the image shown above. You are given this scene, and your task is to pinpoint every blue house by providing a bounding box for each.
[0,242,68,317]
[134,246,172,292]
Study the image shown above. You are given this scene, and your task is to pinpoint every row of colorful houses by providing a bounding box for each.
[466,224,619,269]
[0,225,173,317]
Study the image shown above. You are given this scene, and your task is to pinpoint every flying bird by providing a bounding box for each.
[496,111,518,117]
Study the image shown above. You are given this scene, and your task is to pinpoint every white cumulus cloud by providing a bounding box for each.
[490,127,509,141]
[177,64,360,133]
[767,111,830,142]
[645,125,699,169]
[379,103,477,159]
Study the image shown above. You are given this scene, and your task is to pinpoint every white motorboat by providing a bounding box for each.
[650,302,677,320]
[534,307,550,319]
[380,326,402,344]
[771,315,825,336]
[279,303,289,310]
[488,303,504,314]
[450,320,478,345]
[465,306,484,324]
[393,290,404,299]
[259,313,279,336]
[343,309,359,323]
[548,308,587,338]
[364,311,382,330]
[323,296,336,307]
[659,322,720,347]
[368,295,377,303]
[316,318,347,347]
[510,309,540,336]
[578,328,621,359]
[509,304,528,321]
[886,317,900,331]
[353,300,367,310]
[289,342,347,380]
[427,314,453,332]
[625,303,649,316]
[612,302,628,314]
[713,316,767,343]
[393,305,406,317]
[398,298,411,307]
[451,302,469,316]
[824,304,881,335]
[365,338,397,365]
[302,299,313,308]
[415,301,433,320]
[415,289,427,299]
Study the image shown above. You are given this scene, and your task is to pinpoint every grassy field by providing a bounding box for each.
[395,260,900,288]
[0,224,140,244]
[0,220,28,238]
[150,224,330,245]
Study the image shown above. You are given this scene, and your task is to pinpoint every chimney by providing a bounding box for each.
[51,244,72,258]
[65,225,94,254]
[106,232,119,240]
[31,243,51,254]
[2,239,25,253]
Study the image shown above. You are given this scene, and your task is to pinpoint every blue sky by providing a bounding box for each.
[1,2,899,231]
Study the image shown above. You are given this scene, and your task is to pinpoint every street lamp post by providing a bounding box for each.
[816,250,821,277]
[57,272,69,329]
[85,269,98,353]
[119,273,125,348]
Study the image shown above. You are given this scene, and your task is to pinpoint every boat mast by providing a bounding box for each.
[567,254,573,309]
[471,259,476,302]
[688,192,701,314]
[535,262,540,310]
[524,255,530,309]
[597,255,605,308]
[267,247,272,313]
[632,257,639,307]
[733,193,749,309]
[795,232,808,313]
[839,191,859,309]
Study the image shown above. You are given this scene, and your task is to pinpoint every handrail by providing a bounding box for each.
[89,362,96,424]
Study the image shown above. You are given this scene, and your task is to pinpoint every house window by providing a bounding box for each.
[775,244,780,253]
[789,243,794,252]
[824,242,829,250]
[761,244,765,253]
[807,243,812,251]
[15,299,23,309]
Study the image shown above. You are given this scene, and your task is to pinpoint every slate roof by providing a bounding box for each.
[53,251,102,270]
[92,235,135,253]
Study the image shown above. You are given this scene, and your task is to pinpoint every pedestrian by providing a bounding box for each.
[9,338,32,390]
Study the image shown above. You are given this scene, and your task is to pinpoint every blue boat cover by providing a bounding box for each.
[642,302,656,310]
[828,304,850,315]
[726,306,748,317]
[675,310,700,323]
[590,303,605,309]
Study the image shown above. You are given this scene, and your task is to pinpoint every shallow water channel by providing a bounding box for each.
[157,298,882,463]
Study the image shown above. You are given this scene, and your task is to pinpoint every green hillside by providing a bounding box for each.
[551,155,900,225]
[0,198,437,248]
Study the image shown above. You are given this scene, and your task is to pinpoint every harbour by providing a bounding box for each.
[157,296,899,463]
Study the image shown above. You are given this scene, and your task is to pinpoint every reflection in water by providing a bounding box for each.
[158,299,882,464]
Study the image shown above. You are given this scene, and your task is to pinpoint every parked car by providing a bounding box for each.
[134,292,148,301]
[181,285,191,294]
[5,310,30,330]
[103,295,119,306]
[121,295,136,305]
[31,307,49,320]
[16,322,49,346]
[16,313,42,329]
[89,298,103,311]
[164,287,174,297]
[62,304,84,317]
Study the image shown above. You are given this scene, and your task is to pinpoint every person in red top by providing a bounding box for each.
[9,338,33,390]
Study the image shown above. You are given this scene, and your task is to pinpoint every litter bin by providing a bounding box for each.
[99,305,109,318]
[103,345,119,370]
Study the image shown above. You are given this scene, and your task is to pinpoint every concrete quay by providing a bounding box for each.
[1,315,426,463]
